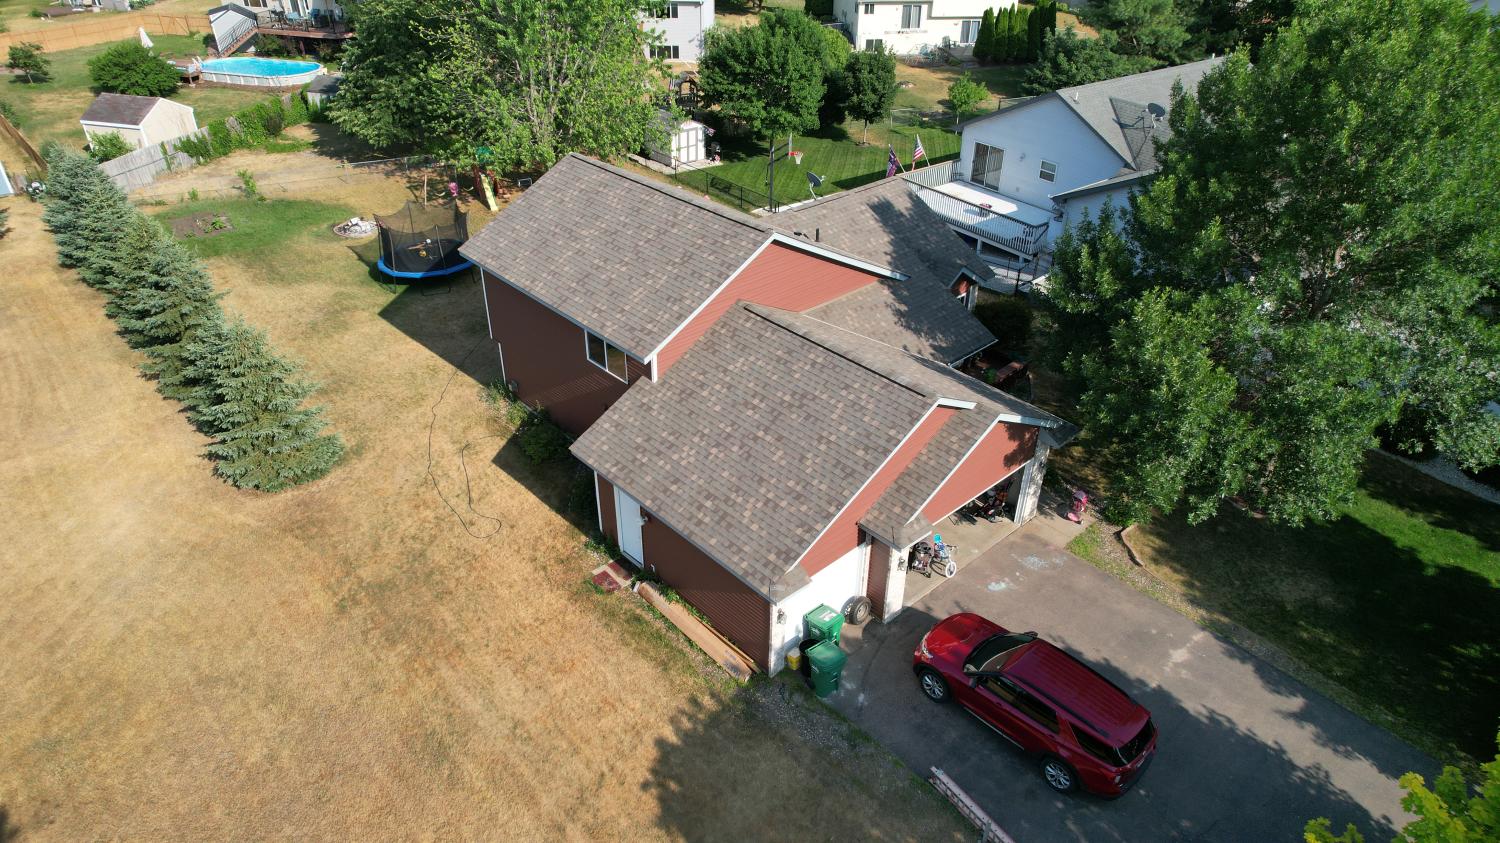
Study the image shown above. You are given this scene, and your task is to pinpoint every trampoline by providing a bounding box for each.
[375,201,474,280]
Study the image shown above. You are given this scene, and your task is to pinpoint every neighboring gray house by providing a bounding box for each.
[905,57,1224,285]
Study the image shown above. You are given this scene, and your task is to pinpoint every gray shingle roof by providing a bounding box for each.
[772,177,996,362]
[774,176,993,292]
[459,154,772,359]
[571,305,934,600]
[802,279,994,364]
[572,303,1075,597]
[1052,57,1224,170]
[80,93,170,127]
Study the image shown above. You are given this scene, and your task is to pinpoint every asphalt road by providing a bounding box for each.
[829,528,1436,843]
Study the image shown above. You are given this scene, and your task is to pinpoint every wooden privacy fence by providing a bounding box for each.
[99,129,205,191]
[0,113,45,172]
[0,13,211,55]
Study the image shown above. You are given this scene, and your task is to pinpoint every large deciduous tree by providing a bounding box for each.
[698,9,827,140]
[1023,27,1154,94]
[331,0,666,170]
[1081,0,1191,62]
[841,49,896,143]
[1043,0,1500,526]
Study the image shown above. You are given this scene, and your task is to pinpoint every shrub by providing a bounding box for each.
[0,99,20,126]
[88,42,181,97]
[517,411,571,463]
[88,131,134,162]
[974,293,1034,353]
[175,93,312,164]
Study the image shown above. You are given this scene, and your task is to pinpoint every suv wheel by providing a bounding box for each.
[917,668,949,703]
[1040,756,1079,794]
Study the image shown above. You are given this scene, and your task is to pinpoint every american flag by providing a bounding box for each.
[886,145,901,178]
[913,134,926,165]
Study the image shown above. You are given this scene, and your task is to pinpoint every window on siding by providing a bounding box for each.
[1039,160,1057,182]
[652,44,680,59]
[863,2,874,12]
[969,142,1003,191]
[864,38,884,51]
[900,3,922,29]
[586,331,629,382]
[960,19,981,44]
[646,1,678,17]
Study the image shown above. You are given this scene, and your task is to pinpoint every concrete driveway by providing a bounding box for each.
[828,526,1436,842]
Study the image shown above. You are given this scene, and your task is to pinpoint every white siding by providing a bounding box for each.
[767,542,868,673]
[1059,184,1134,234]
[838,0,1007,54]
[139,103,199,147]
[81,124,147,150]
[958,96,1123,210]
[641,0,714,62]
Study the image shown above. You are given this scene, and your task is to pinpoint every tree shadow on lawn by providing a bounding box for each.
[645,674,970,842]
[1137,488,1500,766]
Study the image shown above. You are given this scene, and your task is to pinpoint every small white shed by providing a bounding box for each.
[647,112,710,168]
[79,94,199,151]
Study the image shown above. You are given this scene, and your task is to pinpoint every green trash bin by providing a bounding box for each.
[806,640,848,698]
[803,604,844,645]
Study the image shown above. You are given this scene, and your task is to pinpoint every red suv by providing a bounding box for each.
[913,613,1156,797]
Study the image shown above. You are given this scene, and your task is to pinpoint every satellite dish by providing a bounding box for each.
[1147,103,1167,122]
[806,172,824,188]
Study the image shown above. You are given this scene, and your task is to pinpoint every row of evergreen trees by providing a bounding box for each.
[41,146,345,492]
[974,2,1060,64]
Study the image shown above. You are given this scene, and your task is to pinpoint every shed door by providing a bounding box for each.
[615,488,645,564]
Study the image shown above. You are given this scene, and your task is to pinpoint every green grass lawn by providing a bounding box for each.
[1127,452,1500,765]
[893,62,1030,114]
[155,197,375,287]
[674,120,960,209]
[3,34,268,150]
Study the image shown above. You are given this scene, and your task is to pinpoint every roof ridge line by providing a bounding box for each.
[567,153,770,235]
[743,304,947,402]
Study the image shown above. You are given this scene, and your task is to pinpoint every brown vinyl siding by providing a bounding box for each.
[866,539,892,620]
[596,473,617,544]
[640,513,773,670]
[483,268,649,437]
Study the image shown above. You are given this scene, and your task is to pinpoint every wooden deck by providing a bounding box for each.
[254,24,354,40]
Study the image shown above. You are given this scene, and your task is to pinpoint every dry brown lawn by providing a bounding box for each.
[0,150,968,840]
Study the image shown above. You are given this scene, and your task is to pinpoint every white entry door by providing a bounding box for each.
[615,488,645,564]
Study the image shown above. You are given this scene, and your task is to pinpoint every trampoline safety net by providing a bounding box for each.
[376,201,471,275]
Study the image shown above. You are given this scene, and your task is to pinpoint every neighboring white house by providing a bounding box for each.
[904,57,1223,279]
[79,94,199,151]
[640,0,715,63]
[832,0,1002,55]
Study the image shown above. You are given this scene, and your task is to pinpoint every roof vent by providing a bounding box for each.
[815,227,820,243]
[1072,92,1079,103]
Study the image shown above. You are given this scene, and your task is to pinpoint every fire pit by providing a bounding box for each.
[333,217,377,238]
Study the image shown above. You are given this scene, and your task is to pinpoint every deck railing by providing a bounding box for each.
[905,178,1051,256]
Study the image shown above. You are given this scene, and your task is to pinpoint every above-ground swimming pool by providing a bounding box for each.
[200,57,323,88]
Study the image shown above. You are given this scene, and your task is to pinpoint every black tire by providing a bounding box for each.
[1040,756,1079,794]
[917,667,950,703]
[844,596,873,625]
